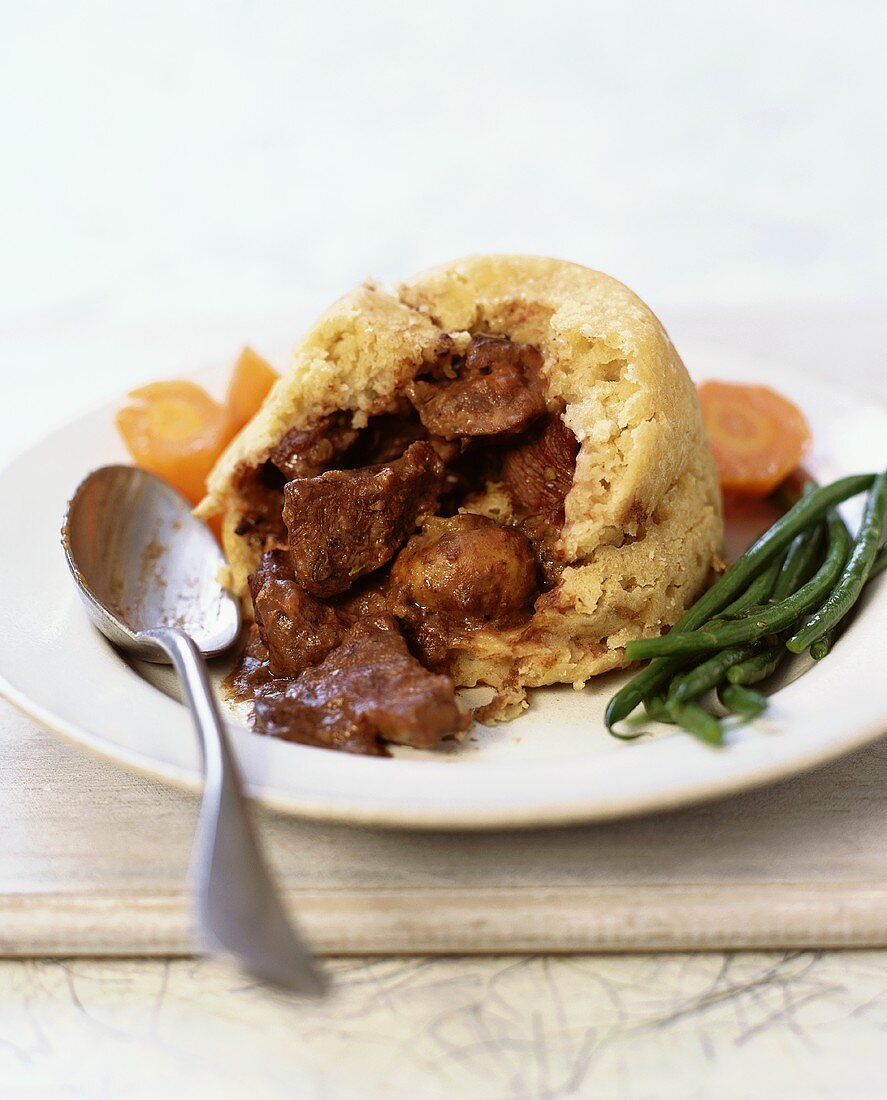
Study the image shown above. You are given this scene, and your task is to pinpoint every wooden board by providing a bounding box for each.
[2,699,886,956]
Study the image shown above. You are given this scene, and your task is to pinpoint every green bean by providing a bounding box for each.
[626,510,852,661]
[669,643,763,703]
[605,474,874,731]
[807,513,852,659]
[787,470,887,653]
[666,700,724,745]
[606,655,696,737]
[771,523,825,601]
[605,642,733,735]
[719,555,784,619]
[808,543,887,660]
[643,694,674,723]
[726,640,785,684]
[718,683,767,718]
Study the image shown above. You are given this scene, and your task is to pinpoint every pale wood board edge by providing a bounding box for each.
[1,883,885,956]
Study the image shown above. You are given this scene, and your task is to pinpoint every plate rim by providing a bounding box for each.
[3,665,887,831]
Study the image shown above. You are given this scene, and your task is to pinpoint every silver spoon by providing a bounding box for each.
[62,464,326,995]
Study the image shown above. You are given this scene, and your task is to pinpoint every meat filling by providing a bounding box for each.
[502,413,579,587]
[390,513,540,668]
[407,335,546,439]
[502,414,578,521]
[248,550,343,677]
[283,441,445,597]
[229,334,576,755]
[391,514,538,624]
[232,462,288,546]
[346,405,426,466]
[269,412,360,480]
[253,615,470,755]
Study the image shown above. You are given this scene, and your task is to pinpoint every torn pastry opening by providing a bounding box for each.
[225,335,581,753]
[198,256,723,756]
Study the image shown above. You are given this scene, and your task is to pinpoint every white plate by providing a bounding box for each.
[1,344,885,829]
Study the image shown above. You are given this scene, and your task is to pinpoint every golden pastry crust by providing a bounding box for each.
[198,255,723,711]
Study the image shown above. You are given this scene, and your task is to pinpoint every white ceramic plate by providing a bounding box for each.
[1,344,885,828]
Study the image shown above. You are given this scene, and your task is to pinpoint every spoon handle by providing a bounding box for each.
[140,626,326,995]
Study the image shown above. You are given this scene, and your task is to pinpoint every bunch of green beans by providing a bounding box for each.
[605,470,887,746]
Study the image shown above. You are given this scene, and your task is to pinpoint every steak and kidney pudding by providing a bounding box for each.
[197,256,723,756]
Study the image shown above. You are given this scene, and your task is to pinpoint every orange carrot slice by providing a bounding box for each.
[116,381,233,506]
[698,381,812,497]
[226,347,279,433]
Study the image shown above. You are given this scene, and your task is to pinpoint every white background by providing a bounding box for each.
[2,0,885,459]
[1,6,887,1096]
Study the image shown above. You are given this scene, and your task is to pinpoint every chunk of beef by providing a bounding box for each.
[465,333,539,375]
[253,615,470,754]
[247,550,342,677]
[331,575,392,627]
[501,414,578,520]
[391,514,539,627]
[247,546,294,589]
[283,441,445,597]
[406,335,546,440]
[269,412,359,480]
[501,414,578,588]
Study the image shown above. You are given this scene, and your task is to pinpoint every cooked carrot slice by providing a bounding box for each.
[116,381,234,506]
[226,347,279,433]
[698,381,812,497]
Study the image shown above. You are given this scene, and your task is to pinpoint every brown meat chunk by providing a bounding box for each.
[283,441,445,597]
[246,547,296,596]
[253,615,470,754]
[331,575,392,627]
[501,414,578,588]
[269,412,359,480]
[407,335,546,439]
[502,414,578,520]
[391,514,539,624]
[247,550,342,677]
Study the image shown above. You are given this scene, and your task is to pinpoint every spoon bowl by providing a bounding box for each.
[63,464,240,659]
